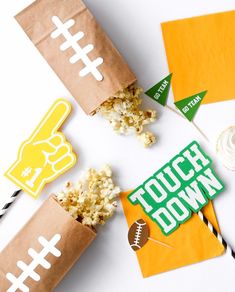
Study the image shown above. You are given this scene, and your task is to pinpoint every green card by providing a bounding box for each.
[128,141,224,236]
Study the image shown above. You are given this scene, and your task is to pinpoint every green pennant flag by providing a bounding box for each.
[174,90,207,121]
[145,73,172,106]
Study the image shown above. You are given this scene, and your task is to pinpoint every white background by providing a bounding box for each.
[0,0,235,291]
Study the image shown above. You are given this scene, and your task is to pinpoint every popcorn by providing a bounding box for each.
[97,84,157,147]
[137,132,157,148]
[56,165,121,227]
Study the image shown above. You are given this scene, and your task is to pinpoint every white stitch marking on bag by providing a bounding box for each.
[51,16,104,81]
[6,234,61,292]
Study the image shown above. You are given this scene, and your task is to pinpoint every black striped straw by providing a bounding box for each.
[198,188,235,259]
[0,190,22,220]
[197,210,235,259]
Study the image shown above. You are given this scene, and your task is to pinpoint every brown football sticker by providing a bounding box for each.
[128,219,172,251]
[128,219,149,251]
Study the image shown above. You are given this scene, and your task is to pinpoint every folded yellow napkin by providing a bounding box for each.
[161,10,235,105]
[121,191,224,277]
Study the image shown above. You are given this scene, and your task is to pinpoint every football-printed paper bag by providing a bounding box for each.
[15,0,136,114]
[121,191,224,277]
[0,197,96,291]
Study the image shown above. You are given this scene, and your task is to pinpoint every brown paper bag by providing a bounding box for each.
[15,0,136,114]
[0,196,96,291]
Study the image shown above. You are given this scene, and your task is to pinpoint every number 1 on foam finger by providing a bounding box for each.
[26,168,43,188]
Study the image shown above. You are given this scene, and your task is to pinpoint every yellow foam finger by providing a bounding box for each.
[48,133,65,147]
[31,99,71,142]
[33,140,56,154]
[5,99,76,198]
[53,154,76,173]
[48,145,70,163]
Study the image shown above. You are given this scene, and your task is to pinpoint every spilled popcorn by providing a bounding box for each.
[97,84,157,147]
[56,165,121,227]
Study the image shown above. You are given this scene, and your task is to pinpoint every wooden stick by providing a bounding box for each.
[148,237,173,249]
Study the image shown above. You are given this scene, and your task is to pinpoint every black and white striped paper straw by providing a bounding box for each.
[0,190,22,220]
[197,210,235,259]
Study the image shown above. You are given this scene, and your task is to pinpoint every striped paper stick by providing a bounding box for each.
[0,190,22,220]
[197,210,235,259]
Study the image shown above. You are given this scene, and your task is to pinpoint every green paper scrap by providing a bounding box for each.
[145,73,172,106]
[174,91,207,122]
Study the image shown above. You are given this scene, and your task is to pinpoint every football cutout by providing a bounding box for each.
[128,219,149,251]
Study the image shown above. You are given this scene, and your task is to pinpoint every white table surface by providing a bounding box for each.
[0,0,235,291]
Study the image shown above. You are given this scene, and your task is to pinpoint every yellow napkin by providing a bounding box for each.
[121,191,224,277]
[161,10,235,104]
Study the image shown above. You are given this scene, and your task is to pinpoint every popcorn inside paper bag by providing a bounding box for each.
[56,165,121,226]
[15,0,158,147]
[15,0,136,115]
[98,84,157,147]
[0,166,121,291]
